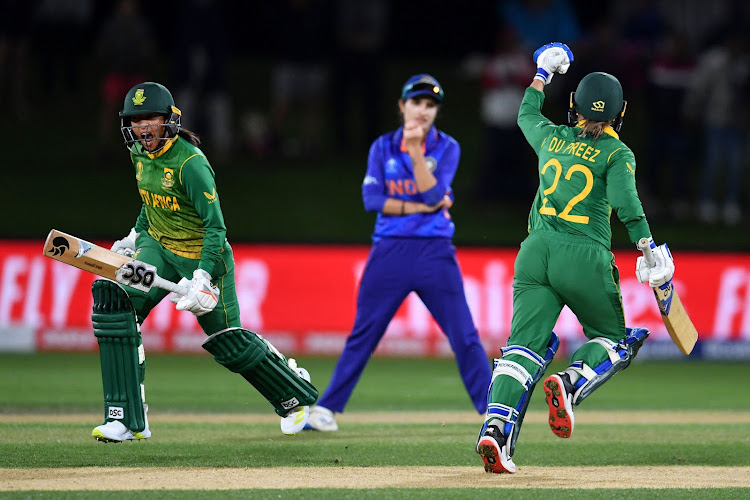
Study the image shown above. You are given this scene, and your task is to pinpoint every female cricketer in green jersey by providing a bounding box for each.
[476,44,676,473]
[91,82,317,442]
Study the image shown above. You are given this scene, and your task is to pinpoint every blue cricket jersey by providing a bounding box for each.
[361,125,459,241]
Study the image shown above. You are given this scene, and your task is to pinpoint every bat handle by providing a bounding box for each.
[155,276,190,296]
[637,237,657,268]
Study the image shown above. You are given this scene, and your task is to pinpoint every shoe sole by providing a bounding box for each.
[477,436,513,474]
[544,375,573,438]
[92,429,150,443]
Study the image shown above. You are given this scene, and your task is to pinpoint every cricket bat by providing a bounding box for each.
[637,238,698,355]
[43,229,189,296]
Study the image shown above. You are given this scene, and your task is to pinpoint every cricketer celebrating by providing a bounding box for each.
[305,74,492,431]
[92,82,317,442]
[476,44,676,473]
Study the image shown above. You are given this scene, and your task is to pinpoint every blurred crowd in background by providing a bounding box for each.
[1,0,749,228]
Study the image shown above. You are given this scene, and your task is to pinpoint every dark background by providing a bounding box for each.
[2,0,749,250]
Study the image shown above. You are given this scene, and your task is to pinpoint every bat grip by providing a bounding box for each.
[637,237,657,268]
[155,276,190,296]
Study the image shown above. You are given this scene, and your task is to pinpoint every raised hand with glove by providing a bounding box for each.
[533,42,574,84]
[636,237,675,287]
[111,228,138,257]
[175,269,220,316]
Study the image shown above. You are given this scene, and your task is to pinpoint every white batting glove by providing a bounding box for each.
[533,42,574,84]
[111,228,138,257]
[636,243,675,287]
[169,277,192,304]
[175,269,220,316]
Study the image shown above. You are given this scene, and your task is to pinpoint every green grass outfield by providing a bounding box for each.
[1,353,749,497]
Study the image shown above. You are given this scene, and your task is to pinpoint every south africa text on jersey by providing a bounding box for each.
[139,189,181,210]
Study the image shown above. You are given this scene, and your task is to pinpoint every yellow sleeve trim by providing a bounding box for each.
[178,154,206,185]
[607,148,622,164]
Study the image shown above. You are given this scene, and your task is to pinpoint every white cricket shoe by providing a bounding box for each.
[476,424,516,474]
[92,405,151,442]
[305,405,339,432]
[280,359,311,435]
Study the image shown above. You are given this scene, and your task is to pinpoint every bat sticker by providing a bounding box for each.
[76,240,93,258]
[656,281,674,315]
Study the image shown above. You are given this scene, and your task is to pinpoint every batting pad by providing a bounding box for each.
[91,279,146,432]
[203,328,318,416]
[569,327,650,405]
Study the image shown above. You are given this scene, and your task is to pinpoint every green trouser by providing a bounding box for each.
[128,232,241,332]
[490,230,626,411]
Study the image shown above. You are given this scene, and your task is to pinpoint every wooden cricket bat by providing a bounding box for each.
[637,238,698,355]
[43,229,189,296]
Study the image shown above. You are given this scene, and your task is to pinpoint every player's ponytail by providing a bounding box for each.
[578,120,609,141]
[178,128,201,146]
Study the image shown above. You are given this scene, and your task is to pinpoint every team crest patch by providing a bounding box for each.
[162,168,175,188]
[132,88,147,106]
[386,158,398,173]
[135,161,143,181]
[591,101,605,113]
[425,156,437,172]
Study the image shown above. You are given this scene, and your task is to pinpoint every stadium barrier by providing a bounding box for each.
[1,240,749,359]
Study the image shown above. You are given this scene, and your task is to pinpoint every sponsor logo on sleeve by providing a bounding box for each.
[204,188,217,203]
[363,175,378,186]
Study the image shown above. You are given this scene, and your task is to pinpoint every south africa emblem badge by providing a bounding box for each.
[162,167,175,189]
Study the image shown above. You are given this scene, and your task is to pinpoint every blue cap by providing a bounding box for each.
[400,74,444,103]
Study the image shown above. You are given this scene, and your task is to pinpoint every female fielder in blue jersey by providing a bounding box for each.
[305,74,492,431]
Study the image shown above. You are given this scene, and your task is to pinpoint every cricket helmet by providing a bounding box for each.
[401,74,444,103]
[120,82,182,152]
[568,72,627,131]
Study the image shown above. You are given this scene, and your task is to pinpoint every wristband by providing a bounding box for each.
[534,68,550,83]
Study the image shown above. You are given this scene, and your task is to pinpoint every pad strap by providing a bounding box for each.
[492,359,533,389]
[486,403,519,424]
[501,345,544,367]
[588,337,624,364]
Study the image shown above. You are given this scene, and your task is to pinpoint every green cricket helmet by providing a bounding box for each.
[119,82,182,152]
[568,72,627,132]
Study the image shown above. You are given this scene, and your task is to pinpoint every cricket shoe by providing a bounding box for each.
[304,405,339,432]
[92,405,151,443]
[476,424,516,474]
[544,373,575,438]
[280,359,311,435]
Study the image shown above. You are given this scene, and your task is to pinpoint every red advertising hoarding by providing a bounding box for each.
[1,240,749,357]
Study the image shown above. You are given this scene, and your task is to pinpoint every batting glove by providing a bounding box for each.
[169,277,192,304]
[636,242,675,287]
[533,42,574,84]
[111,227,138,258]
[175,269,220,316]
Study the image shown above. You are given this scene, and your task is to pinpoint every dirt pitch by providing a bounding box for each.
[2,411,749,491]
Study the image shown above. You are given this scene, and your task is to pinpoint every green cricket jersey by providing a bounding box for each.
[517,87,650,249]
[129,135,227,277]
